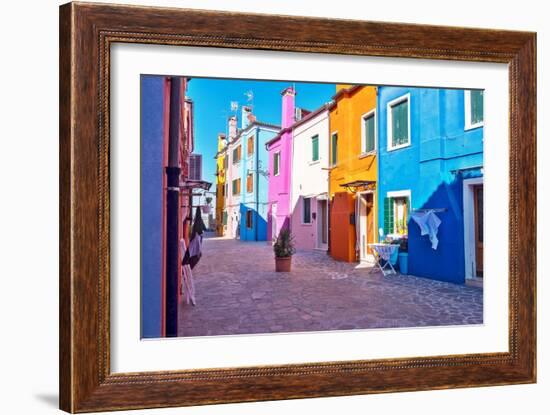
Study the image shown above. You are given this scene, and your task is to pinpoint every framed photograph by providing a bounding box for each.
[59,2,536,412]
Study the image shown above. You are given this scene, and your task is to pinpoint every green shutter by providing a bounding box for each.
[331,133,338,165]
[312,136,319,161]
[471,90,484,124]
[392,101,408,146]
[223,211,228,225]
[383,197,395,236]
[364,115,375,152]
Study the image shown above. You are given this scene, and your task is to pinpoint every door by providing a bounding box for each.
[317,199,328,250]
[473,185,484,276]
[359,193,375,261]
[271,203,277,241]
[365,193,374,254]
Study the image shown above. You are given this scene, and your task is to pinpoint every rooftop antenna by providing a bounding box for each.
[244,90,254,109]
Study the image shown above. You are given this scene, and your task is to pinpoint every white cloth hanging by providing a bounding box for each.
[410,210,442,250]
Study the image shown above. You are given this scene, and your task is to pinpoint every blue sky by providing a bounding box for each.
[186,78,336,191]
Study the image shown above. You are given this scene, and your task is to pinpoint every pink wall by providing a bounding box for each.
[267,87,295,241]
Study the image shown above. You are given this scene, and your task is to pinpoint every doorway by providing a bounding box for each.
[359,192,375,262]
[463,177,484,281]
[317,199,328,250]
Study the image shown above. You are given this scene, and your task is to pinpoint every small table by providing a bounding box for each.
[368,243,399,276]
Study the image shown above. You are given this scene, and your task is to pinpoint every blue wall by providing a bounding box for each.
[140,76,165,338]
[377,87,483,284]
[239,126,277,241]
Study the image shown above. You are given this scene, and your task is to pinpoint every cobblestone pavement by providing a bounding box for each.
[178,236,483,337]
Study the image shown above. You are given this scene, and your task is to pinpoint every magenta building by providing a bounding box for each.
[266,87,296,241]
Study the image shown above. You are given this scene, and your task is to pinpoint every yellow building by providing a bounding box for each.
[215,133,228,236]
[329,85,378,262]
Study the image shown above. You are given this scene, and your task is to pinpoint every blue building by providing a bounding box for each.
[377,86,484,284]
[236,119,279,241]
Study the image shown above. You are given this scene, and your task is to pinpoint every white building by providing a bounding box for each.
[290,104,331,251]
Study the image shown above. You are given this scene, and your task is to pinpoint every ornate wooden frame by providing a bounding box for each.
[59,2,536,412]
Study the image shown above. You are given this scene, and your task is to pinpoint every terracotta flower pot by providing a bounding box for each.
[275,256,292,272]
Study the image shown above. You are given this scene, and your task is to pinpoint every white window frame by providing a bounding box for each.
[386,189,411,236]
[273,151,281,176]
[464,90,484,130]
[301,197,312,225]
[360,109,377,156]
[330,131,338,167]
[387,93,411,152]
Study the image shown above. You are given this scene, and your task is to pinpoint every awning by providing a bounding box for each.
[339,180,376,192]
[180,179,212,191]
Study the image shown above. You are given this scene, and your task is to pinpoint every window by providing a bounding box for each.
[273,151,281,176]
[223,156,228,170]
[246,173,253,193]
[222,210,228,225]
[232,178,241,195]
[311,135,319,162]
[465,90,484,129]
[362,111,376,153]
[246,210,253,229]
[224,183,228,199]
[387,95,410,150]
[331,132,338,166]
[383,191,411,236]
[247,136,254,156]
[302,197,312,224]
[232,145,241,164]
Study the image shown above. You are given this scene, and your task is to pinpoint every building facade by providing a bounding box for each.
[238,122,279,241]
[328,85,379,263]
[141,75,194,338]
[377,86,484,284]
[215,133,228,236]
[290,105,331,251]
[266,87,297,241]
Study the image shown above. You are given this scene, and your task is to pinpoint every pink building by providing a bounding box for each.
[267,87,296,241]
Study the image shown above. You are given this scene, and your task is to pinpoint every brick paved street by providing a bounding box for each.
[178,236,483,337]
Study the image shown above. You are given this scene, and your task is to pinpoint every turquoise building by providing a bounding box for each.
[377,86,484,284]
[236,120,279,241]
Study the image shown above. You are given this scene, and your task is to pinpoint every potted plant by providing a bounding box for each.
[273,228,296,272]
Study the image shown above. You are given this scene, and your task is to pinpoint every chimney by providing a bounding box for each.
[281,86,296,129]
[228,116,237,140]
[217,133,227,149]
[241,106,253,129]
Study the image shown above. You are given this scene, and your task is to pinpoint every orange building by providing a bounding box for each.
[328,85,378,263]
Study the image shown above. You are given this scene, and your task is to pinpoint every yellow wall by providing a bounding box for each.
[329,85,378,261]
[215,139,227,236]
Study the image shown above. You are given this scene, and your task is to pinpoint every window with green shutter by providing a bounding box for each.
[311,135,319,162]
[389,98,409,149]
[331,132,338,165]
[222,210,228,225]
[383,197,395,236]
[470,90,484,125]
[363,113,375,153]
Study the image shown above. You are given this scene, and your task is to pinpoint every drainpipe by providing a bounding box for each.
[255,129,259,241]
[164,77,182,337]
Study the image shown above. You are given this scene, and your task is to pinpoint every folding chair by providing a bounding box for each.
[368,243,398,276]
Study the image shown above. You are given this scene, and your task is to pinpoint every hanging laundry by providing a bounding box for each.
[410,210,442,250]
[180,207,207,305]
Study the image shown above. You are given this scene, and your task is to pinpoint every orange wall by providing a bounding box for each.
[329,85,378,262]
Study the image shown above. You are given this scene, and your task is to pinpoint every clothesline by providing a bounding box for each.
[411,208,447,213]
